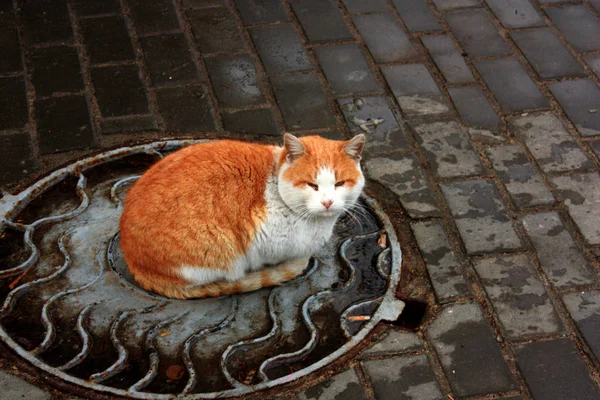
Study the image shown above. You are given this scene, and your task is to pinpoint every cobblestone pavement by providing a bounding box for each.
[1,0,600,399]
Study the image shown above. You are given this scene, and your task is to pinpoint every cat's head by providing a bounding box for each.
[277,134,366,217]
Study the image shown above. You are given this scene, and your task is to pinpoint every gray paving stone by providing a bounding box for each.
[363,355,443,400]
[365,154,441,218]
[381,64,449,117]
[441,180,522,254]
[515,339,600,400]
[338,96,409,155]
[235,0,288,25]
[140,34,199,85]
[412,121,485,178]
[549,79,600,137]
[426,302,518,396]
[392,0,443,32]
[546,5,600,52]
[591,0,600,13]
[552,173,600,245]
[591,140,600,158]
[467,127,507,144]
[128,0,180,35]
[584,54,600,77]
[474,254,563,339]
[298,369,367,400]
[448,86,503,131]
[511,28,585,79]
[0,133,38,185]
[475,58,549,112]
[433,0,480,10]
[363,330,422,355]
[509,113,593,173]
[156,85,216,131]
[563,290,600,362]
[445,9,511,58]
[485,0,544,28]
[222,108,279,136]
[205,54,265,108]
[0,371,51,400]
[250,23,312,75]
[289,0,353,43]
[342,0,391,13]
[353,14,418,64]
[421,35,474,84]
[411,220,470,301]
[486,144,555,208]
[315,44,381,96]
[522,212,596,287]
[188,7,245,54]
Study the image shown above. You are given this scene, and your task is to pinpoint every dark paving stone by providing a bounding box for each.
[36,95,94,154]
[271,73,335,130]
[222,108,279,135]
[486,144,554,208]
[445,9,510,58]
[381,64,449,117]
[365,153,441,218]
[235,0,288,25]
[511,28,585,79]
[353,13,418,64]
[549,79,600,137]
[546,5,600,52]
[249,23,312,75]
[342,0,391,13]
[421,35,474,84]
[80,16,135,64]
[563,290,600,362]
[591,0,600,13]
[448,86,502,131]
[298,369,368,400]
[72,0,121,16]
[315,44,381,96]
[427,302,518,396]
[412,220,469,301]
[485,0,544,28]
[591,140,600,158]
[475,58,548,112]
[522,212,596,287]
[515,339,600,400]
[127,0,180,35]
[364,355,443,400]
[188,7,245,54]
[0,2,15,27]
[0,133,37,185]
[289,0,353,43]
[0,76,28,130]
[100,115,157,134]
[0,28,22,73]
[91,65,149,117]
[433,0,480,10]
[585,55,600,77]
[442,180,522,254]
[205,54,265,108]
[30,46,83,97]
[20,0,72,44]
[156,85,215,131]
[338,96,409,155]
[474,254,563,339]
[140,34,198,85]
[392,0,442,32]
[182,0,226,8]
[363,330,422,355]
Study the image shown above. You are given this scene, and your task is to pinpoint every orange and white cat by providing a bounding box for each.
[119,134,366,299]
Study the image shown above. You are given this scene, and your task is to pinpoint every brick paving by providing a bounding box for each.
[1,0,600,399]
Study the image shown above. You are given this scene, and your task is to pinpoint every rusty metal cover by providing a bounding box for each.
[0,140,403,398]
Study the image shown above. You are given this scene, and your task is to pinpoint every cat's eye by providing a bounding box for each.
[335,181,345,187]
[307,183,319,191]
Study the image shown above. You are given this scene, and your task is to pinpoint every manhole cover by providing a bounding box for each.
[0,140,403,398]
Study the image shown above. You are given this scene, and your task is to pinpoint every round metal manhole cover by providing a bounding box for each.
[0,140,403,398]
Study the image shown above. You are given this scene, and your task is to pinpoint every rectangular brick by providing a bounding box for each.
[382,64,449,117]
[271,73,335,130]
[235,0,288,25]
[412,220,469,301]
[0,133,37,185]
[509,113,594,173]
[549,79,600,137]
[392,0,442,32]
[127,0,180,34]
[546,5,600,52]
[72,0,120,16]
[249,24,312,75]
[289,0,352,43]
[222,108,279,136]
[0,28,22,73]
[563,291,600,362]
[363,330,422,355]
[486,144,554,208]
[156,85,215,131]
[80,16,135,64]
[474,254,563,339]
[442,180,522,254]
[591,0,600,13]
[140,34,198,85]
[584,54,600,77]
[475,58,548,112]
[342,0,391,13]
[30,46,84,97]
[448,86,502,131]
[433,0,480,10]
[522,212,595,287]
[91,65,149,117]
[485,0,544,28]
[0,76,28,130]
[188,7,245,54]
[315,44,381,96]
[100,115,156,134]
[0,2,15,26]
[413,121,485,178]
[366,154,441,218]
[353,14,418,64]
[511,28,585,79]
[298,369,367,400]
[205,54,265,108]
[421,35,474,84]
[445,9,510,58]
[20,0,72,44]
[515,339,600,400]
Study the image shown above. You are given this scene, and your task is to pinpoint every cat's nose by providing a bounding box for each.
[321,200,333,209]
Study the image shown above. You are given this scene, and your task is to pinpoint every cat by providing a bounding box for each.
[119,133,366,299]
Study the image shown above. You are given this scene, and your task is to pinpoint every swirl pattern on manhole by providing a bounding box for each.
[0,141,403,399]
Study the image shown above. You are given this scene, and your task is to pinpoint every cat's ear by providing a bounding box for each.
[283,133,305,163]
[344,134,366,160]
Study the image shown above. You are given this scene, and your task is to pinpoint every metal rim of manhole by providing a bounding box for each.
[0,140,404,399]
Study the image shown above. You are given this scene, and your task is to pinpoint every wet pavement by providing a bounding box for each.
[1,0,600,399]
